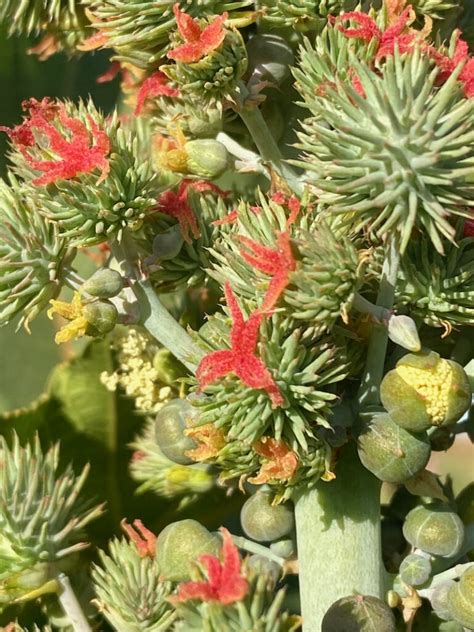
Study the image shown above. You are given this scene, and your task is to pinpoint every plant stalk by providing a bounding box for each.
[57,574,92,632]
[110,234,204,374]
[295,444,384,631]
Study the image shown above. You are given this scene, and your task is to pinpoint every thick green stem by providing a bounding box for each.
[358,238,400,410]
[111,234,204,374]
[238,101,303,196]
[295,445,384,631]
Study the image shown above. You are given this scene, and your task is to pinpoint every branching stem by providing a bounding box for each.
[57,574,92,632]
[231,535,286,567]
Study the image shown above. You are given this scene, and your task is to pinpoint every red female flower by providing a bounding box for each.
[157,179,226,243]
[172,528,248,605]
[270,192,301,227]
[1,98,110,186]
[428,33,474,98]
[134,72,180,115]
[121,519,157,558]
[249,437,299,485]
[196,282,283,407]
[239,232,296,313]
[167,4,228,63]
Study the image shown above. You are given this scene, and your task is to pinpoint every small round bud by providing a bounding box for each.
[247,555,280,584]
[151,226,183,261]
[403,504,465,557]
[240,491,294,542]
[81,268,124,299]
[431,581,456,621]
[380,351,471,432]
[155,519,221,582]
[83,301,118,337]
[321,595,396,632]
[246,34,294,85]
[447,566,474,630]
[184,139,229,179]
[152,349,187,386]
[357,413,431,483]
[399,553,432,586]
[154,399,200,465]
[270,537,296,559]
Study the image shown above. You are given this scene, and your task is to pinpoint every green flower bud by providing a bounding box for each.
[151,226,184,261]
[380,351,472,432]
[81,269,124,299]
[155,519,220,582]
[270,538,296,560]
[187,109,222,138]
[399,553,432,586]
[154,399,200,465]
[240,491,294,543]
[246,34,294,85]
[184,139,229,179]
[403,505,465,557]
[431,581,456,621]
[447,566,474,630]
[357,414,431,483]
[152,349,187,386]
[387,315,421,352]
[83,301,118,337]
[321,595,396,632]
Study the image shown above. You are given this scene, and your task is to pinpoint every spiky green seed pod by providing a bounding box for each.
[380,351,472,433]
[396,236,474,330]
[156,519,221,581]
[403,504,465,557]
[174,562,301,632]
[357,413,431,483]
[447,566,474,630]
[0,176,70,330]
[163,25,248,104]
[240,491,294,542]
[294,50,474,254]
[261,0,358,30]
[84,0,253,70]
[154,398,200,465]
[81,268,124,299]
[130,419,215,504]
[8,101,159,248]
[195,312,349,449]
[399,553,432,586]
[0,433,103,603]
[92,538,176,632]
[0,0,88,54]
[321,595,396,632]
[285,223,363,330]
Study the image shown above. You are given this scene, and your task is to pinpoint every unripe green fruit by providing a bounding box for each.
[240,491,294,542]
[431,580,456,621]
[151,226,183,261]
[321,595,396,632]
[185,139,229,179]
[447,566,474,630]
[81,268,123,299]
[399,553,432,586]
[380,351,471,432]
[270,537,296,559]
[155,519,221,582]
[83,301,118,337]
[403,505,465,558]
[357,414,431,483]
[154,399,200,465]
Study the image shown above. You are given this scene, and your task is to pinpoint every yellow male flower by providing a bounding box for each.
[47,291,89,344]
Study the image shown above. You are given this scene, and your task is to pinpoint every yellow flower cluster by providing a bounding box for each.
[101,327,172,414]
[397,359,452,425]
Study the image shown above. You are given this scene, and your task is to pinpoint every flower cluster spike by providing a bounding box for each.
[83,0,253,70]
[0,433,103,607]
[197,282,283,408]
[0,176,70,330]
[129,419,215,504]
[294,49,474,253]
[135,72,180,116]
[172,528,248,605]
[92,538,176,632]
[4,99,159,247]
[396,235,474,330]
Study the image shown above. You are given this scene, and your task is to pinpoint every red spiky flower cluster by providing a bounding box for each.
[167,4,228,64]
[172,528,248,605]
[196,282,283,407]
[135,71,180,115]
[0,98,110,186]
[121,519,157,558]
[157,179,226,243]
